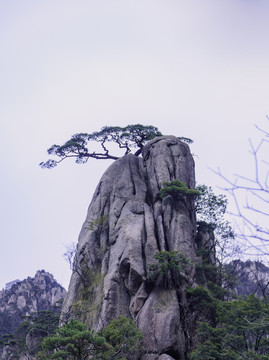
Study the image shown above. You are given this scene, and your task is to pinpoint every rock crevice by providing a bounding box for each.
[61,136,198,359]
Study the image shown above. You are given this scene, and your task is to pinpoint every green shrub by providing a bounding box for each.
[159,180,200,200]
[148,250,190,288]
[40,316,143,360]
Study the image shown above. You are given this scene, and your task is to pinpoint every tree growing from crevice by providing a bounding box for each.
[63,243,88,287]
[40,125,162,169]
[63,215,109,289]
[147,250,191,289]
[159,180,200,200]
[40,124,194,169]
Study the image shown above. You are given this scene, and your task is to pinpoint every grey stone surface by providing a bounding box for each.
[157,355,178,360]
[137,287,185,357]
[26,328,48,357]
[0,270,66,325]
[61,136,198,359]
[0,270,66,359]
[226,259,269,297]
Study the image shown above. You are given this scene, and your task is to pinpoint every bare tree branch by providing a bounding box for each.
[213,117,269,256]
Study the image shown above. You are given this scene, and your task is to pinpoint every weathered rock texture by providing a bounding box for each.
[0,270,66,360]
[0,270,66,336]
[61,136,198,360]
[226,260,269,298]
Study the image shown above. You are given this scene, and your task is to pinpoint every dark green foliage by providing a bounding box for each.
[187,286,216,319]
[159,180,200,200]
[178,136,193,144]
[150,250,190,275]
[148,250,190,288]
[190,295,269,360]
[27,309,61,334]
[0,311,21,340]
[40,124,162,168]
[41,319,107,360]
[190,185,269,358]
[0,307,62,358]
[0,334,15,348]
[194,185,239,303]
[195,185,228,225]
[100,315,143,360]
[195,185,234,242]
[40,316,143,360]
[195,260,238,301]
[195,185,236,265]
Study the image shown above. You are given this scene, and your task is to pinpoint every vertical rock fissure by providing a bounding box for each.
[111,200,128,231]
[177,287,191,360]
[141,215,148,278]
[167,145,176,180]
[61,136,197,360]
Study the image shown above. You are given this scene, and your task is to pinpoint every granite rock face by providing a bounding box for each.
[61,136,198,360]
[0,270,66,330]
[0,270,66,359]
[226,260,269,298]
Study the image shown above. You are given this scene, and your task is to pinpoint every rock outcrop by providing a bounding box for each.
[61,136,198,359]
[0,270,66,359]
[0,270,66,334]
[226,259,269,298]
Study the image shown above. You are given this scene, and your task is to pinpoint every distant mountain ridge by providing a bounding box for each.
[0,270,66,359]
[0,270,66,337]
[227,259,269,298]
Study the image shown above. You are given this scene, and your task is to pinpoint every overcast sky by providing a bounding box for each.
[1,0,269,290]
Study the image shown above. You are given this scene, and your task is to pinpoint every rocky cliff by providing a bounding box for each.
[61,136,199,360]
[0,270,66,336]
[227,259,269,298]
[0,270,66,359]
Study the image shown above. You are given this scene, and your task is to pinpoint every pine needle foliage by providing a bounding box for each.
[40,316,143,360]
[40,124,162,169]
[159,180,200,200]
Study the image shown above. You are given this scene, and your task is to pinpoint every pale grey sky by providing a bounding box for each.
[1,0,269,290]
